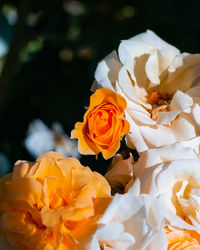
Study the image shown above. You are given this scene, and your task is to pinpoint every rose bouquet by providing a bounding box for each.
[1,30,200,249]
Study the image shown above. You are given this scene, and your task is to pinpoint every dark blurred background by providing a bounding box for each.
[0,0,200,174]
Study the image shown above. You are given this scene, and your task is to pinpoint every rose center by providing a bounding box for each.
[147,91,172,120]
[92,108,115,137]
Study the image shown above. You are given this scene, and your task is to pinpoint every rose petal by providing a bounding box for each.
[156,111,179,125]
[93,50,122,92]
[140,115,196,148]
[170,90,193,112]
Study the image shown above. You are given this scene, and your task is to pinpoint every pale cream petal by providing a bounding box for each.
[140,125,176,147]
[125,112,148,152]
[142,194,164,230]
[155,160,200,195]
[90,222,135,250]
[179,136,200,154]
[133,53,150,91]
[143,159,200,230]
[122,195,165,250]
[147,229,168,250]
[93,50,122,91]
[127,108,156,125]
[99,193,144,224]
[158,54,200,95]
[118,39,154,82]
[134,143,197,172]
[156,111,179,125]
[170,90,193,112]
[126,101,150,115]
[147,48,181,87]
[125,178,141,196]
[192,103,200,125]
[158,192,197,231]
[168,53,184,72]
[115,80,151,110]
[145,50,160,85]
[170,115,196,141]
[129,30,180,55]
[159,49,181,73]
[140,115,196,148]
[118,66,147,106]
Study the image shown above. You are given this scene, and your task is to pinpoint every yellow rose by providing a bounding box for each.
[0,152,112,249]
[71,88,130,159]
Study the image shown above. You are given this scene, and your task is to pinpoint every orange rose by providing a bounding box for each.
[0,152,112,249]
[71,88,130,159]
[166,227,200,249]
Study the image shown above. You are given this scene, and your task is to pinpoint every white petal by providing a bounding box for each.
[137,159,200,230]
[134,143,197,171]
[140,115,196,147]
[158,192,197,231]
[129,30,180,55]
[140,125,175,147]
[125,178,141,196]
[147,229,168,250]
[160,49,182,72]
[192,103,200,125]
[99,193,144,224]
[139,164,164,195]
[118,40,153,82]
[168,53,184,72]
[133,53,150,91]
[170,90,193,112]
[95,222,135,249]
[180,136,200,154]
[158,54,200,95]
[127,108,156,125]
[155,159,200,195]
[126,101,150,115]
[125,112,148,152]
[156,111,179,125]
[94,50,122,91]
[118,66,150,108]
[142,194,164,230]
[145,50,160,85]
[116,80,151,110]
[147,48,178,88]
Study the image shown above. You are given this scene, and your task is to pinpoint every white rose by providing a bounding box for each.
[128,142,200,234]
[92,30,200,152]
[87,188,167,250]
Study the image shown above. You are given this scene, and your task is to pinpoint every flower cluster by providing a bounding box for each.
[2,30,200,249]
[92,30,200,153]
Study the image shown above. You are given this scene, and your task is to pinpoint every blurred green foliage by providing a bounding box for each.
[0,0,200,173]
